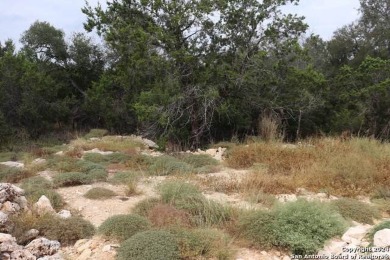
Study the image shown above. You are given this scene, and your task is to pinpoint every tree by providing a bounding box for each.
[83,0,307,147]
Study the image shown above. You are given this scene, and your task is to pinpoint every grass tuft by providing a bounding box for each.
[149,155,193,176]
[83,187,116,200]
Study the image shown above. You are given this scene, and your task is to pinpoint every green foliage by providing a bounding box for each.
[84,187,116,200]
[98,214,150,241]
[0,165,34,183]
[21,176,52,190]
[239,200,347,255]
[84,128,108,139]
[177,154,219,168]
[158,181,201,204]
[117,230,180,260]
[331,198,380,224]
[83,152,131,164]
[52,172,92,187]
[148,156,193,176]
[108,171,140,185]
[132,198,161,217]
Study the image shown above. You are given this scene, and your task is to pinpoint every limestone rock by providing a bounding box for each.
[83,149,113,155]
[374,228,390,247]
[0,183,24,203]
[25,238,60,258]
[37,253,64,260]
[33,196,55,216]
[10,249,36,260]
[2,201,21,214]
[57,210,71,219]
[142,138,159,149]
[276,194,297,202]
[0,240,23,252]
[342,225,371,245]
[0,161,24,168]
[0,233,16,243]
[32,158,46,165]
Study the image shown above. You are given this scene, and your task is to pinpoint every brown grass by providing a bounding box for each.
[70,136,144,152]
[147,204,192,228]
[227,138,390,197]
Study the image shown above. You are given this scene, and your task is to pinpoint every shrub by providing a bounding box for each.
[367,221,390,242]
[11,213,95,246]
[173,228,233,259]
[109,171,140,184]
[87,169,108,182]
[117,230,180,260]
[147,204,191,228]
[0,165,34,183]
[70,136,144,152]
[98,214,150,241]
[159,180,201,203]
[177,154,219,168]
[372,186,390,200]
[124,154,153,170]
[273,200,346,254]
[239,200,347,254]
[132,198,161,216]
[84,129,109,139]
[149,156,193,176]
[21,176,52,190]
[52,172,91,187]
[331,198,380,224]
[84,187,116,200]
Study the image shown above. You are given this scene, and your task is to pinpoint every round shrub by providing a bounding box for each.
[273,200,347,255]
[149,155,193,176]
[158,180,200,203]
[98,214,150,241]
[331,198,380,224]
[117,230,180,260]
[36,215,95,245]
[84,187,116,200]
[86,169,108,182]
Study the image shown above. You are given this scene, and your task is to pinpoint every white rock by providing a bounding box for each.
[1,201,21,214]
[374,228,390,247]
[319,239,346,255]
[282,256,291,260]
[142,138,159,149]
[34,196,55,216]
[342,225,372,245]
[10,249,36,260]
[57,210,71,219]
[32,158,46,164]
[0,233,16,243]
[102,245,111,252]
[38,253,64,260]
[25,238,60,258]
[14,196,28,210]
[0,161,24,168]
[54,151,64,156]
[83,148,113,155]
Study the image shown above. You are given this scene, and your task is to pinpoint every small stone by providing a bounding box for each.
[57,210,71,219]
[2,201,21,214]
[33,196,55,216]
[0,233,16,243]
[374,229,390,247]
[102,245,111,252]
[18,229,39,244]
[342,225,372,245]
[14,196,28,210]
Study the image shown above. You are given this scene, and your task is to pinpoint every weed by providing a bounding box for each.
[149,155,193,176]
[84,187,116,200]
[98,214,150,241]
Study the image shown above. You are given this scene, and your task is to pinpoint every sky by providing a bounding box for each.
[0,0,361,47]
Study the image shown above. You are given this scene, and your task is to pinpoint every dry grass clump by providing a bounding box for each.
[83,187,117,200]
[196,175,241,194]
[331,198,381,224]
[70,136,144,152]
[229,138,390,197]
[0,165,34,183]
[147,204,191,228]
[84,128,109,139]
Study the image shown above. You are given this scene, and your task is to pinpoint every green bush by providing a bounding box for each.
[48,156,105,174]
[87,169,108,182]
[274,200,346,254]
[367,221,390,242]
[0,165,34,183]
[109,171,140,185]
[149,156,193,176]
[84,187,116,200]
[83,152,131,165]
[239,200,347,254]
[159,180,201,203]
[98,214,150,241]
[331,198,380,224]
[75,160,105,173]
[117,230,180,260]
[84,128,109,139]
[21,176,52,190]
[52,172,92,187]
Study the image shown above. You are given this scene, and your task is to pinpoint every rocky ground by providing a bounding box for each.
[1,135,390,260]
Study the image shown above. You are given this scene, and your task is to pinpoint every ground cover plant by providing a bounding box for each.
[148,155,194,176]
[98,214,150,241]
[238,199,347,254]
[117,230,180,260]
[70,136,144,152]
[83,187,117,200]
[229,138,390,197]
[0,165,34,183]
[83,152,131,165]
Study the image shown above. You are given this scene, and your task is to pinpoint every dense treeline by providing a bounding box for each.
[0,0,389,148]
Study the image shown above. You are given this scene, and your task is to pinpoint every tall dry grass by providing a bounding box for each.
[226,138,390,197]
